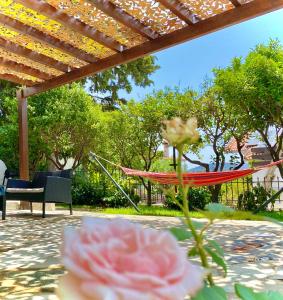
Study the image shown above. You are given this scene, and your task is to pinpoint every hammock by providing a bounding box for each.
[121,160,283,186]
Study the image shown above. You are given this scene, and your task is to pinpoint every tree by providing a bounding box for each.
[0,83,105,172]
[214,40,283,178]
[181,88,248,202]
[103,88,196,205]
[29,83,104,171]
[86,56,159,110]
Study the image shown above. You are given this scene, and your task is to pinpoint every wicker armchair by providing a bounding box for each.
[2,169,72,219]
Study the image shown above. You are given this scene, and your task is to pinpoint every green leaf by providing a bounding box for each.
[235,284,283,300]
[192,220,206,230]
[263,217,283,227]
[192,286,228,300]
[205,203,234,213]
[207,240,224,257]
[204,245,227,276]
[188,246,199,257]
[169,227,193,241]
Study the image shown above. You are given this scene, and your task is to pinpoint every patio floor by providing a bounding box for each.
[0,210,282,300]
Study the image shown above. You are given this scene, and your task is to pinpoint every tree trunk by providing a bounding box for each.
[209,184,222,203]
[275,160,283,179]
[146,181,152,206]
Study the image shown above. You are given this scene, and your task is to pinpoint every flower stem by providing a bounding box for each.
[176,146,214,286]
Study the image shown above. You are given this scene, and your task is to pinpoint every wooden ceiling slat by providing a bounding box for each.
[0,14,97,63]
[0,57,52,80]
[15,0,125,52]
[22,0,283,98]
[157,0,199,24]
[230,0,242,7]
[0,37,71,73]
[92,0,159,40]
[0,74,35,86]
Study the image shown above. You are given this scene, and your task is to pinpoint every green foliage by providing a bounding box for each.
[235,284,283,300]
[192,286,228,300]
[86,56,159,110]
[72,169,106,206]
[237,185,273,211]
[207,239,224,257]
[72,168,140,208]
[214,39,283,177]
[205,203,234,213]
[164,188,211,211]
[102,189,140,208]
[169,227,193,241]
[204,245,227,276]
[29,83,103,170]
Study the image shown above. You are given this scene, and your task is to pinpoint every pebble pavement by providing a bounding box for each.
[0,210,282,299]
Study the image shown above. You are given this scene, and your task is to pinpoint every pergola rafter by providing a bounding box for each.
[0,14,98,63]
[230,0,242,7]
[0,0,281,180]
[14,0,125,52]
[157,0,199,24]
[92,0,160,40]
[0,74,35,86]
[0,57,53,80]
[0,37,73,73]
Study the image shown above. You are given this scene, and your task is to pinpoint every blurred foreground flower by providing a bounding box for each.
[58,217,204,300]
[162,117,199,147]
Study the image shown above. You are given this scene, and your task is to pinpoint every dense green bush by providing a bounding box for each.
[237,185,274,211]
[164,188,211,211]
[72,169,140,208]
[72,170,107,206]
[103,188,140,208]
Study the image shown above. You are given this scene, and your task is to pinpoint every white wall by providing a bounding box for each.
[252,167,283,191]
[0,160,7,185]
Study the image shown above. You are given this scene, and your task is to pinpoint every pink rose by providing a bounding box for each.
[58,218,204,300]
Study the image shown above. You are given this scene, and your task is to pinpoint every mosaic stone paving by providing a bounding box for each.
[0,210,282,299]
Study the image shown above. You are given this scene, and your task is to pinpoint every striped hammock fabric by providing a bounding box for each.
[121,160,283,186]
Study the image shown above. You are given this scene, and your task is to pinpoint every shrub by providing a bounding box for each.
[72,169,140,208]
[237,185,274,211]
[72,170,107,206]
[103,188,140,208]
[164,188,211,211]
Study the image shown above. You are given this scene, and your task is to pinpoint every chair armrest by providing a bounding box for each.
[6,179,32,189]
[44,176,72,204]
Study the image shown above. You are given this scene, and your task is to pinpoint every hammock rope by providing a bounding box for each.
[90,153,283,187]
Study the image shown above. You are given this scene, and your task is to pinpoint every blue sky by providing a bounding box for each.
[120,8,283,101]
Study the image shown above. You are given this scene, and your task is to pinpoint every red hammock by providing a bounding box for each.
[121,160,283,186]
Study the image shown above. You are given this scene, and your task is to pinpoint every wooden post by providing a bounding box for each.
[17,89,30,209]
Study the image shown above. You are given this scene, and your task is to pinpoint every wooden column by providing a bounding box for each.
[17,90,29,180]
[17,89,30,209]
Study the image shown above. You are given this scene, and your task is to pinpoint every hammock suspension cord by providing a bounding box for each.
[89,152,140,212]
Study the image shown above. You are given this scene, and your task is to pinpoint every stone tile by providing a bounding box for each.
[0,210,282,299]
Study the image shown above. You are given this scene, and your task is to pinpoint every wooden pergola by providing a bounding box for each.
[0,0,282,180]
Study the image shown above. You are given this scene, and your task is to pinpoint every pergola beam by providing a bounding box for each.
[0,57,53,80]
[157,0,198,24]
[22,0,283,98]
[15,0,125,52]
[0,37,72,73]
[230,0,242,7]
[0,74,35,86]
[92,0,159,39]
[0,14,97,63]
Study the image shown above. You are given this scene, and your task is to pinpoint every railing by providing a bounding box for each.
[220,176,283,209]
